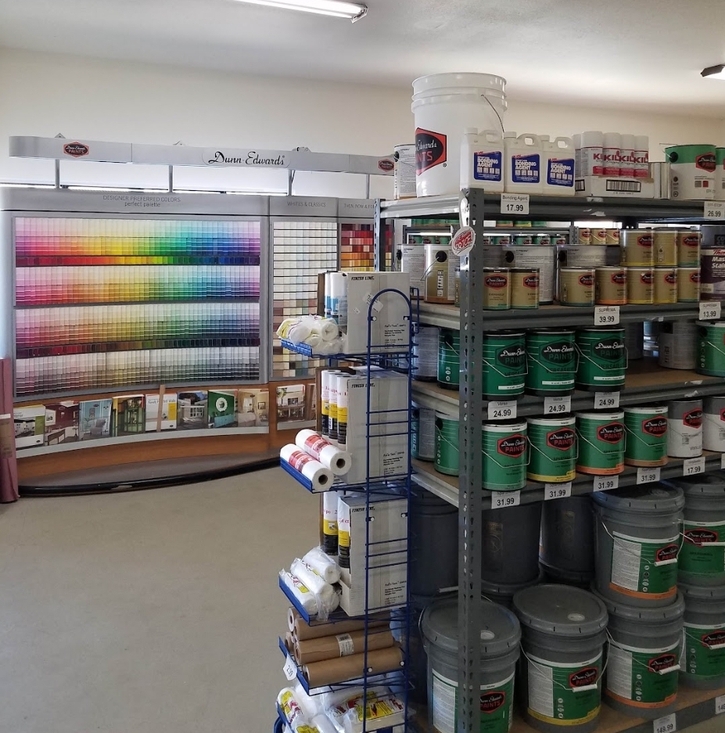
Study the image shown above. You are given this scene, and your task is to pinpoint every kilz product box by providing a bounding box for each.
[576,175,654,199]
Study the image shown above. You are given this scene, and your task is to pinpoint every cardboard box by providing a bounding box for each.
[338,493,408,616]
[575,175,654,199]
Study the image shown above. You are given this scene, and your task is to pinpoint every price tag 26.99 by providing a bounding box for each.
[488,400,517,420]
[594,475,619,492]
[594,392,620,410]
[544,396,571,415]
[544,482,572,500]
[594,306,620,326]
[491,491,521,509]
[653,712,676,733]
[637,466,661,485]
[704,201,725,220]
[500,193,529,215]
[699,301,722,321]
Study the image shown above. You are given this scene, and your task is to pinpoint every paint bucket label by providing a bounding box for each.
[526,652,602,726]
[698,324,725,377]
[527,418,577,482]
[576,413,625,475]
[437,329,460,388]
[559,268,595,306]
[605,640,679,709]
[621,231,654,266]
[595,267,627,305]
[678,268,701,302]
[503,246,556,303]
[482,422,527,491]
[680,519,725,577]
[704,405,725,451]
[413,326,439,381]
[482,333,526,397]
[431,670,514,733]
[483,269,511,310]
[701,247,725,298]
[416,128,447,174]
[678,232,701,267]
[683,623,725,679]
[576,329,626,390]
[526,331,576,394]
[654,268,678,304]
[435,413,459,476]
[654,230,678,266]
[608,531,679,600]
[624,408,668,467]
[425,244,456,303]
[393,144,417,199]
[667,414,703,458]
[510,269,539,309]
[512,154,540,184]
[626,268,654,304]
[666,144,716,200]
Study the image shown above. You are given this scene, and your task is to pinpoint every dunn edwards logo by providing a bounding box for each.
[205,150,288,167]
[63,142,89,157]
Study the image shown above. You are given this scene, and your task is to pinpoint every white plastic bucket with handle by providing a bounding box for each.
[412,73,507,197]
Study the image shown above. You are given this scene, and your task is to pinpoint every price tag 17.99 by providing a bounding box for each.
[488,400,517,420]
[594,475,619,492]
[544,482,572,500]
[653,713,676,733]
[491,491,521,509]
[544,395,571,415]
[637,466,661,485]
[699,301,722,321]
[594,306,620,326]
[594,392,620,410]
[500,193,530,216]
[683,456,706,476]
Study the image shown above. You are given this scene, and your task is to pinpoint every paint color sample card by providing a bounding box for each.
[340,222,375,272]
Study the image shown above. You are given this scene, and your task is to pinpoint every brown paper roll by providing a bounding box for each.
[295,629,395,664]
[303,646,403,687]
[289,607,389,641]
[284,631,296,656]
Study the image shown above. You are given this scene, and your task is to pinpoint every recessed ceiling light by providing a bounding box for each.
[232,0,367,21]
[701,64,725,80]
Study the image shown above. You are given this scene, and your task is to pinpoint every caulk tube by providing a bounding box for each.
[329,373,339,443]
[290,558,340,620]
[335,374,349,449]
[296,428,351,476]
[280,444,334,491]
[321,370,332,439]
[279,569,318,616]
[321,491,339,556]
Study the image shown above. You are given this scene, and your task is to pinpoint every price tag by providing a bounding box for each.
[683,456,706,476]
[451,226,476,257]
[594,392,620,410]
[491,491,521,509]
[283,653,298,681]
[653,713,676,733]
[544,482,572,500]
[637,466,661,484]
[488,400,517,420]
[594,475,620,492]
[704,201,725,220]
[544,395,571,415]
[715,694,725,715]
[594,305,620,326]
[500,193,530,215]
[699,301,722,321]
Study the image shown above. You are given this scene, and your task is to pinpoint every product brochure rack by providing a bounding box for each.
[375,189,725,733]
[275,287,416,732]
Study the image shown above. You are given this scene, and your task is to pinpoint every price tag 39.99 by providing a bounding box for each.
[491,491,521,509]
[653,712,676,733]
[637,466,661,484]
[699,301,722,321]
[594,306,620,326]
[594,392,620,410]
[683,456,706,477]
[544,482,572,500]
[594,475,619,492]
[500,193,529,216]
[544,396,571,415]
[488,400,517,420]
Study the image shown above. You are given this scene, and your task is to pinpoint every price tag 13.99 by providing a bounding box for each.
[491,491,521,509]
[699,301,722,321]
[637,466,661,484]
[594,392,620,410]
[544,482,572,500]
[715,694,725,715]
[594,306,620,326]
[500,193,530,216]
[544,395,571,415]
[488,400,517,420]
[594,475,619,492]
[653,713,676,733]
[683,456,706,476]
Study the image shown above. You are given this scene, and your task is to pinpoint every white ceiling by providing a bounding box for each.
[1,0,725,116]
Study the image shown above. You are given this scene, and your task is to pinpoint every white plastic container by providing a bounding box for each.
[504,133,543,194]
[603,132,622,177]
[412,73,507,197]
[578,131,604,177]
[634,135,650,179]
[619,134,636,178]
[460,128,504,193]
[542,136,576,196]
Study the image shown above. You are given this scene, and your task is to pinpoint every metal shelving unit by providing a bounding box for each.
[376,188,725,733]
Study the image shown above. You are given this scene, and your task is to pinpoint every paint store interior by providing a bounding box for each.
[4,1,725,732]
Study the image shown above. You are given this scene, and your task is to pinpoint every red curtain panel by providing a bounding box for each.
[0,358,19,503]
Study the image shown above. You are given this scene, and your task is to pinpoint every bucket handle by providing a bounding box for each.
[623,423,666,450]
[526,351,580,374]
[575,343,629,372]
[606,631,681,676]
[527,434,579,463]
[683,627,725,650]
[667,421,702,446]
[481,95,505,134]
[598,519,682,564]
[701,338,725,358]
[481,443,530,470]
[519,641,609,693]
[481,355,529,378]
[679,529,725,548]
[578,427,627,455]
[436,431,460,455]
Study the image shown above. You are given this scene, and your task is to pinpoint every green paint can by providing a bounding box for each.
[482,421,528,491]
[482,331,526,398]
[575,328,626,392]
[680,583,725,689]
[434,411,459,476]
[697,321,725,377]
[526,329,576,396]
[576,411,625,476]
[437,328,460,389]
[527,416,577,483]
[624,406,669,467]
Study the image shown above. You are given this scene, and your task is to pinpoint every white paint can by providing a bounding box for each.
[704,395,725,452]
[503,246,556,304]
[393,144,417,199]
[667,399,703,458]
[666,144,717,200]
[398,244,426,290]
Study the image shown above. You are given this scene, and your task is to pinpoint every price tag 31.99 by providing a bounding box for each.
[653,712,676,733]
[699,301,722,321]
[683,456,706,477]
[500,193,529,215]
[488,400,517,420]
[544,396,571,415]
[544,482,572,500]
[491,491,521,509]
[637,466,661,484]
[594,475,619,492]
[594,306,620,326]
[594,392,620,410]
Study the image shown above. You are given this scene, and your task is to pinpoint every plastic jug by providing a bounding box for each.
[460,128,504,192]
[504,133,543,194]
[542,136,576,196]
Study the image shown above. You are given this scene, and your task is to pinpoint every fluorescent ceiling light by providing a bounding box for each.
[702,64,725,80]
[232,0,367,20]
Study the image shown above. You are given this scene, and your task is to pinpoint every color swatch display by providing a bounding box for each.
[14,217,263,397]
[273,221,338,378]
[340,222,375,272]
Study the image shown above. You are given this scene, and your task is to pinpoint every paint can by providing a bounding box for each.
[658,321,698,370]
[623,406,669,467]
[575,328,627,392]
[700,227,725,300]
[540,496,595,586]
[698,322,725,377]
[625,322,644,360]
[592,484,684,607]
[704,395,725,452]
[513,234,534,246]
[421,596,521,733]
[575,411,625,476]
[481,420,528,491]
[667,399,703,458]
[653,267,678,304]
[577,228,592,245]
[437,328,460,389]
[434,411,459,476]
[398,244,427,290]
[527,416,577,482]
[653,229,678,266]
[393,143,417,199]
[481,573,543,609]
[413,325,440,381]
[513,584,608,733]
[481,331,526,398]
[591,228,608,245]
[663,474,725,587]
[525,329,576,396]
[595,591,684,719]
[510,268,540,309]
[677,267,701,302]
[677,230,701,267]
[558,245,610,269]
[424,243,456,303]
[620,230,654,267]
[536,233,551,246]
[626,267,654,304]
[412,403,436,462]
[595,267,627,305]
[558,267,595,306]
[503,246,556,304]
[679,583,725,689]
[666,144,716,200]
[482,268,511,310]
[605,229,620,245]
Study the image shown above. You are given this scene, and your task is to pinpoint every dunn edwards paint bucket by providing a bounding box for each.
[595,267,627,306]
[482,268,511,310]
[653,229,678,266]
[592,484,685,607]
[666,144,717,200]
[704,395,725,452]
[482,421,528,491]
[663,473,725,586]
[595,591,684,719]
[437,328,459,389]
[525,330,576,396]
[575,328,626,392]
[421,596,521,733]
[412,403,436,462]
[503,246,556,304]
[667,399,703,459]
[575,411,625,476]
[527,416,577,483]
[481,331,526,398]
[558,268,594,307]
[697,321,725,377]
[623,406,669,467]
[678,267,701,302]
[434,412,459,476]
[678,230,701,266]
[513,584,608,733]
[625,267,654,304]
[680,582,725,689]
[653,268,678,304]
[510,268,539,309]
[620,230,654,267]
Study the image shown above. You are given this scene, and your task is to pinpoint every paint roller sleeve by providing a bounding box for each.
[295,429,351,476]
[280,444,334,491]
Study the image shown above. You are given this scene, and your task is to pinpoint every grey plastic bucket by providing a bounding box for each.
[595,591,684,719]
[421,596,521,733]
[540,496,595,586]
[513,584,608,733]
[482,502,542,586]
[482,571,544,609]
[680,582,725,689]
[592,485,684,608]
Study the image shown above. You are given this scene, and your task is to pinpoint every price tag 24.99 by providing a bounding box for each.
[637,466,661,485]
[544,396,571,415]
[699,301,722,321]
[500,193,530,215]
[488,400,517,420]
[491,491,521,509]
[594,392,620,410]
[594,475,619,492]
[594,306,620,326]
[653,712,676,733]
[544,482,572,500]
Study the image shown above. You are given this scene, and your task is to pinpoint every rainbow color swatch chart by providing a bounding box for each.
[14,217,262,396]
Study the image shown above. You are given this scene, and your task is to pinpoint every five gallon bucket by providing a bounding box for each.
[421,596,521,733]
[435,412,459,476]
[592,485,684,607]
[526,330,576,396]
[482,421,528,491]
[482,331,526,398]
[513,584,608,733]
[527,416,577,483]
[575,328,626,392]
[437,328,460,389]
[698,322,725,376]
[624,406,669,467]
[482,572,544,609]
[575,411,625,475]
[680,582,725,689]
[596,591,685,719]
[540,496,595,586]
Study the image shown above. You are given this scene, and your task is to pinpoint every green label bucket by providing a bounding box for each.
[482,421,528,491]
[482,331,526,398]
[435,412,459,476]
[624,406,669,467]
[697,322,725,377]
[576,411,625,476]
[527,416,577,483]
[526,329,577,396]
[575,328,627,392]
[437,328,460,388]
[680,583,725,689]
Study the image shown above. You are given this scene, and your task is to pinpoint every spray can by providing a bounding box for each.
[460,128,504,193]
[619,134,636,178]
[603,132,622,176]
[578,131,604,177]
[634,136,650,179]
